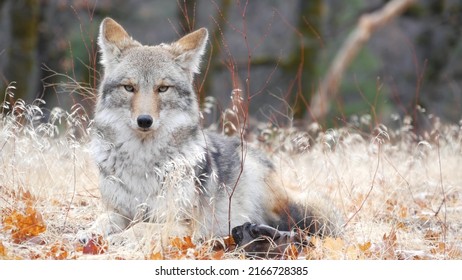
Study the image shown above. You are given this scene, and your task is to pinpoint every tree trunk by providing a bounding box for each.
[287,0,322,120]
[5,0,40,103]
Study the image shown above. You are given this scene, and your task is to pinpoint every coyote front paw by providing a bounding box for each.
[77,212,129,245]
[232,222,306,259]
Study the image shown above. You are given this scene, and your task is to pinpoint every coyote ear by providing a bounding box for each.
[168,28,208,74]
[98,17,141,68]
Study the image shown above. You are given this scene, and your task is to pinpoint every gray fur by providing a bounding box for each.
[83,18,341,241]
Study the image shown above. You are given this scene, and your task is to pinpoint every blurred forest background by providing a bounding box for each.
[0,0,461,130]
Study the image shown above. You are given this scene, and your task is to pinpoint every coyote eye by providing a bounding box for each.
[158,86,169,93]
[123,85,135,92]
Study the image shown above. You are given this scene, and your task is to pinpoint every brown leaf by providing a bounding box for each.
[430,242,446,255]
[283,244,299,260]
[383,229,397,246]
[222,235,235,250]
[212,250,224,260]
[182,236,195,249]
[424,230,440,242]
[170,236,195,252]
[386,199,397,212]
[2,206,46,243]
[46,242,69,260]
[415,198,428,209]
[398,206,408,218]
[21,190,34,205]
[82,234,108,255]
[382,228,398,259]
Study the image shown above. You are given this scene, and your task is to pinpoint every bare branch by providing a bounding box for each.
[309,0,416,120]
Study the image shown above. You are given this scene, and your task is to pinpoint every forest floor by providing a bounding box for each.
[1,101,461,260]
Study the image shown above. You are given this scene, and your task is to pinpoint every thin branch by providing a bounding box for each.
[310,0,416,120]
[434,133,448,258]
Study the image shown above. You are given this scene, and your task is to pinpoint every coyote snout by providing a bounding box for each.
[131,91,160,132]
[137,114,153,129]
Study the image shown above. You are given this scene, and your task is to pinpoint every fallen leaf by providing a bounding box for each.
[0,241,6,258]
[382,228,398,259]
[430,242,446,255]
[283,244,299,260]
[46,242,69,260]
[358,241,371,252]
[222,235,235,250]
[399,206,408,218]
[170,236,195,252]
[82,234,108,255]
[150,252,163,260]
[424,230,440,242]
[322,237,345,260]
[2,206,46,243]
[212,249,224,260]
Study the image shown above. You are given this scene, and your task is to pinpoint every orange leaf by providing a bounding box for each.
[170,236,195,252]
[2,206,46,243]
[358,241,371,252]
[170,237,183,250]
[430,242,446,255]
[183,236,195,249]
[46,242,69,260]
[0,241,6,257]
[212,250,224,260]
[223,235,235,249]
[399,206,408,218]
[284,244,299,260]
[82,234,108,255]
[150,252,163,260]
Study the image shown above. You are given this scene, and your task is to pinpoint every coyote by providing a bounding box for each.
[85,18,341,243]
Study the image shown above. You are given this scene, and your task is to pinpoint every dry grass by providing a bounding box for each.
[266,120,462,259]
[1,84,461,259]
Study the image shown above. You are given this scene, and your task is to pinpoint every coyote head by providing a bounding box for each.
[96,18,208,137]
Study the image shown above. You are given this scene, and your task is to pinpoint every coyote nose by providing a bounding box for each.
[137,115,153,129]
